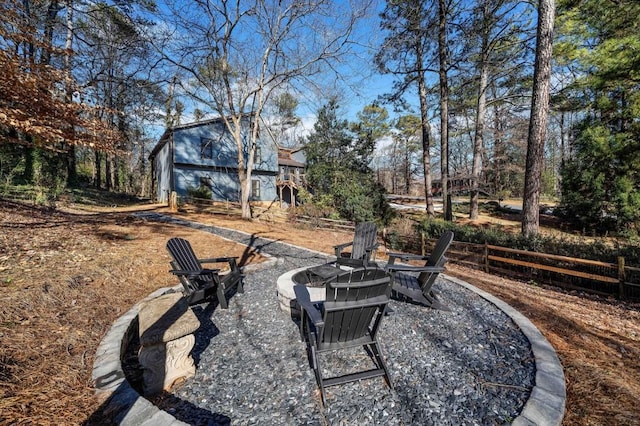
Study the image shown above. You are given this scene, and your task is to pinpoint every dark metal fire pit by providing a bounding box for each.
[291,264,343,288]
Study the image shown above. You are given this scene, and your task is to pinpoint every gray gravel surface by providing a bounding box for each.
[137,214,534,425]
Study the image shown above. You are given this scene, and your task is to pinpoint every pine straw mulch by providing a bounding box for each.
[1,199,640,425]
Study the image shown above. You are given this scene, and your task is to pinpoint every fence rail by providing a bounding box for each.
[429,238,639,301]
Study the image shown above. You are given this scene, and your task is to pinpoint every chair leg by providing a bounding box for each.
[368,342,393,390]
[237,276,244,293]
[310,344,326,406]
[217,285,228,309]
[299,310,307,341]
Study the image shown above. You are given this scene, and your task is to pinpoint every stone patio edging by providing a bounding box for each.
[92,249,565,425]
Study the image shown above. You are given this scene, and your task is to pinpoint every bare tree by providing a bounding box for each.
[522,0,555,237]
[153,0,370,219]
[463,0,535,219]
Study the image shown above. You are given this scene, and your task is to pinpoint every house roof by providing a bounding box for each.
[278,157,305,167]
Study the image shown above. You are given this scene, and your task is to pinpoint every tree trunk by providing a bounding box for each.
[94,151,102,189]
[404,145,411,195]
[419,73,435,216]
[522,0,555,237]
[470,1,491,221]
[492,93,505,196]
[229,116,253,220]
[63,0,76,186]
[105,155,112,191]
[471,61,488,220]
[41,1,60,65]
[23,147,34,183]
[65,146,76,185]
[439,0,452,221]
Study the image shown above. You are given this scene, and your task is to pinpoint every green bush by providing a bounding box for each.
[186,185,212,200]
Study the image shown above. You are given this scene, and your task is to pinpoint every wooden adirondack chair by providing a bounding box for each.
[384,230,454,310]
[296,267,393,405]
[333,221,379,268]
[166,237,244,308]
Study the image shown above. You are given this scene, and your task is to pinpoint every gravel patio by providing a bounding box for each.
[140,214,536,425]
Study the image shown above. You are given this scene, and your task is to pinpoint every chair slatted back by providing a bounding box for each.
[417,230,454,289]
[351,222,377,260]
[166,237,214,296]
[167,237,203,272]
[322,268,391,344]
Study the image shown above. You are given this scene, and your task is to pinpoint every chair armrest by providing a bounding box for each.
[294,285,324,327]
[385,264,445,274]
[335,257,377,268]
[200,256,238,263]
[169,268,220,278]
[334,241,354,257]
[386,251,429,262]
[200,257,241,273]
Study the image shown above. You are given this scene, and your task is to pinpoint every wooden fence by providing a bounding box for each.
[420,236,640,301]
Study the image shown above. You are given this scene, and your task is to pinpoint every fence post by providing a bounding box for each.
[484,242,489,273]
[618,256,626,300]
[421,232,426,256]
[169,191,178,212]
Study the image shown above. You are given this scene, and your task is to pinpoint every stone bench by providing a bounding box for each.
[138,292,200,395]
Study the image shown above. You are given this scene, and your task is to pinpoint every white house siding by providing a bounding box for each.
[153,139,172,203]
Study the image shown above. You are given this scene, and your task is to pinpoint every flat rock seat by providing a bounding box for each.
[138,292,200,395]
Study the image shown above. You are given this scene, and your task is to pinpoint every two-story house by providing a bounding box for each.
[150,117,310,206]
[150,117,279,203]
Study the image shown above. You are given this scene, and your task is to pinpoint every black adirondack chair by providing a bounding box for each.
[384,230,454,310]
[166,237,244,308]
[296,267,393,405]
[333,221,379,268]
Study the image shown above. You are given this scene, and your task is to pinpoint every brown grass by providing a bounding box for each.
[1,199,639,425]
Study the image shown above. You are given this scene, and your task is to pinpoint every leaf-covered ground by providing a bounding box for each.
[0,199,638,425]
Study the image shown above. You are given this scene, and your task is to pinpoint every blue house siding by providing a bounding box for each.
[172,166,276,202]
[151,117,279,203]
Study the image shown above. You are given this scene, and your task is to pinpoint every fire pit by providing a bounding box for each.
[276,264,344,316]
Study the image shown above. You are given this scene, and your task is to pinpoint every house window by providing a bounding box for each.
[254,146,262,164]
[251,179,261,199]
[200,138,214,159]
